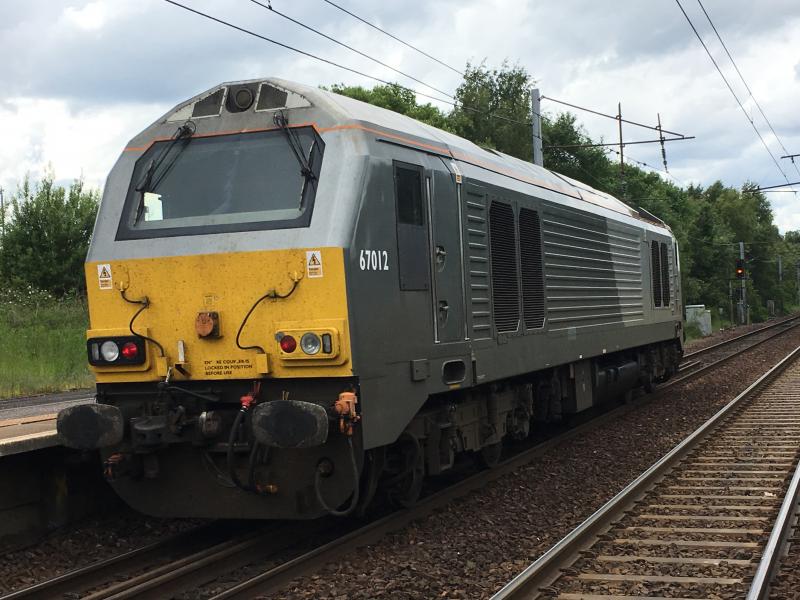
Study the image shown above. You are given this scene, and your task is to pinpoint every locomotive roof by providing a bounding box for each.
[268,79,663,226]
[158,77,669,229]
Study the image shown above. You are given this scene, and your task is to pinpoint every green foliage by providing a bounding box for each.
[449,61,533,159]
[0,172,99,297]
[0,286,92,398]
[324,83,451,131]
[683,322,703,342]
[542,113,615,189]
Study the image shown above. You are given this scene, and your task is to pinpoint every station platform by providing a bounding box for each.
[0,390,94,457]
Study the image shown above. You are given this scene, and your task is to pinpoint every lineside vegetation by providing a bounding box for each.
[0,287,93,397]
[0,173,97,398]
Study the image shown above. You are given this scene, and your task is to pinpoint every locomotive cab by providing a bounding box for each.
[58,81,367,519]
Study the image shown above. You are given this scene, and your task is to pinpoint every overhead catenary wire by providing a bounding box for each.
[324,1,690,142]
[752,181,800,193]
[167,0,695,151]
[541,96,687,137]
[321,0,464,76]
[163,0,539,128]
[674,0,794,191]
[605,146,687,186]
[545,136,694,150]
[163,1,449,103]
[696,0,800,181]
[250,0,456,99]
[164,0,693,189]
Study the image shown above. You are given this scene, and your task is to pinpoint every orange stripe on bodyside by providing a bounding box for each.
[319,124,579,200]
[123,122,321,153]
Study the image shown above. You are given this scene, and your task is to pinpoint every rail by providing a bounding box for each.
[492,345,800,599]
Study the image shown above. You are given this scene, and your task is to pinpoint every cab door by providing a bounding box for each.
[427,159,466,343]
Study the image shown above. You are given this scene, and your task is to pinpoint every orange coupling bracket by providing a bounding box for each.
[240,381,262,410]
[334,391,360,436]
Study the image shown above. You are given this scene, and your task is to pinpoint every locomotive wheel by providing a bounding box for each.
[643,371,655,393]
[356,447,385,516]
[383,433,425,508]
[476,441,502,469]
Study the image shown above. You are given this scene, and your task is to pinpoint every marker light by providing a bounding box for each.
[279,335,297,353]
[121,341,139,360]
[322,333,332,354]
[300,332,321,355]
[100,341,120,362]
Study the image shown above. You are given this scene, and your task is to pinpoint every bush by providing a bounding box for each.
[0,173,98,297]
[684,322,703,342]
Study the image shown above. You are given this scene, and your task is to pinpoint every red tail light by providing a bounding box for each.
[121,341,139,360]
[279,335,297,353]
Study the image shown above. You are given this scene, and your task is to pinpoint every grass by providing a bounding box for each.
[0,289,93,399]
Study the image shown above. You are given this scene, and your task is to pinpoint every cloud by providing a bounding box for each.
[0,97,165,195]
[63,1,109,31]
[2,0,800,232]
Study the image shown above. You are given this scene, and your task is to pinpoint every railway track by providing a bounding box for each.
[670,315,800,385]
[492,345,800,600]
[683,314,800,361]
[5,321,800,600]
[0,521,259,600]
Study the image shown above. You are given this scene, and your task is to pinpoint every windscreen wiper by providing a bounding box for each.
[133,120,196,223]
[273,112,316,182]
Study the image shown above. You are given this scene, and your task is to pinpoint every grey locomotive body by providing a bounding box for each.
[57,78,682,518]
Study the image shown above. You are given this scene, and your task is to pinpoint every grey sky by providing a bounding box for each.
[1,0,798,230]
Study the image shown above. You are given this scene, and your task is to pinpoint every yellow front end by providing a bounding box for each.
[86,247,351,382]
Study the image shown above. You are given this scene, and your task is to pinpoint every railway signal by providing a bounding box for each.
[735,258,745,279]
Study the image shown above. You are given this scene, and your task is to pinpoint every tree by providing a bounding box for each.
[542,113,615,190]
[0,172,99,296]
[324,83,450,130]
[326,67,794,319]
[449,61,534,160]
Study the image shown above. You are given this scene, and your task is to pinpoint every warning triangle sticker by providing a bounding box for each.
[308,253,321,266]
[99,266,111,278]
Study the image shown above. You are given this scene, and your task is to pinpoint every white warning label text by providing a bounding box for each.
[97,264,113,290]
[306,250,323,278]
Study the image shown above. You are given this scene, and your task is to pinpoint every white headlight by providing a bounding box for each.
[300,332,321,355]
[100,340,120,362]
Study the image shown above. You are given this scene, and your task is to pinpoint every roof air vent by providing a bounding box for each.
[255,83,311,112]
[191,88,225,118]
[226,84,257,113]
[257,84,288,111]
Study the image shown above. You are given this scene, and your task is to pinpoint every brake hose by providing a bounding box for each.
[314,436,360,517]
[226,408,250,491]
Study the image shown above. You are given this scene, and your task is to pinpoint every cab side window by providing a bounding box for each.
[394,163,429,290]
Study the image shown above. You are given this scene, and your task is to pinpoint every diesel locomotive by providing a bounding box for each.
[57,78,683,519]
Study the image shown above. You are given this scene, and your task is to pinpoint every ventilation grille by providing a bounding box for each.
[651,241,662,308]
[256,84,289,111]
[659,242,670,307]
[489,201,520,333]
[191,88,225,118]
[464,187,491,339]
[519,208,545,329]
[542,202,643,332]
